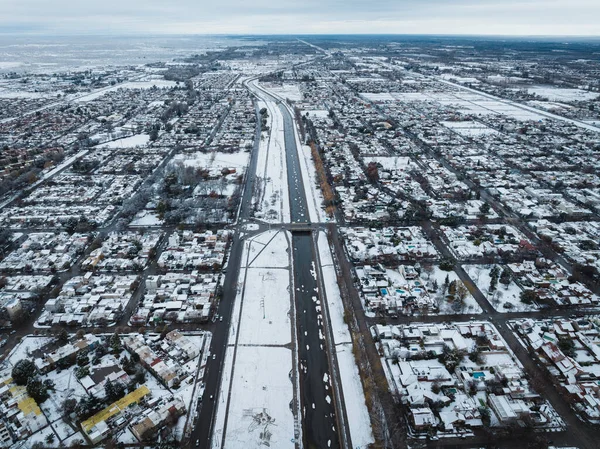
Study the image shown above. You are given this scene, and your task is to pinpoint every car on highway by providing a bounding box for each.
[212,354,216,360]
[219,316,223,322]
[196,439,200,447]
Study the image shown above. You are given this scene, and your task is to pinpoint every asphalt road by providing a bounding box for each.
[279,102,310,224]
[277,95,345,448]
[293,233,340,449]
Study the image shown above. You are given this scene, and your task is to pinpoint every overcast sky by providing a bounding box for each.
[2,0,599,36]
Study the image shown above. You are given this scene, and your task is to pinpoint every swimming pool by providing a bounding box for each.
[380,288,388,295]
[473,371,485,379]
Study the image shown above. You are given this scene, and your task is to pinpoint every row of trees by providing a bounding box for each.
[309,141,336,217]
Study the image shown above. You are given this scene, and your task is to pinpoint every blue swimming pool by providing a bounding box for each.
[473,371,485,379]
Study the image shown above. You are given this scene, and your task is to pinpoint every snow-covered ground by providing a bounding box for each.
[74,79,178,103]
[463,264,538,312]
[255,80,327,223]
[98,133,150,149]
[250,97,291,223]
[171,150,250,172]
[527,86,599,102]
[438,77,600,133]
[421,266,483,315]
[298,143,326,222]
[212,230,297,449]
[317,232,374,448]
[441,120,499,137]
[129,211,163,227]
[264,83,303,102]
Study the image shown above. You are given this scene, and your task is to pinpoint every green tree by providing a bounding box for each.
[57,328,69,344]
[110,333,122,354]
[479,202,491,215]
[558,337,576,357]
[11,359,37,386]
[26,377,49,403]
[520,289,538,304]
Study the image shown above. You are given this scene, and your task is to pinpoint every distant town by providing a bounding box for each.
[0,35,599,449]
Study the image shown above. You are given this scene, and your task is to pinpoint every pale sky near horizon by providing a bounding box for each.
[1,0,599,36]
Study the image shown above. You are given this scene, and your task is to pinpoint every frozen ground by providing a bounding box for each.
[317,232,374,448]
[463,264,538,312]
[212,230,297,449]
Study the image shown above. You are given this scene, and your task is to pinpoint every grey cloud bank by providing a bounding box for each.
[1,0,599,35]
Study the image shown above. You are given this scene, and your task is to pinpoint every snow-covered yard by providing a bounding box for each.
[421,265,483,315]
[463,264,538,312]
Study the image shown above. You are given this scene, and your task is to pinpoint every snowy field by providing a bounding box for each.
[0,89,48,99]
[438,78,600,132]
[251,97,291,223]
[361,89,546,120]
[98,133,150,149]
[171,150,250,172]
[74,79,178,102]
[366,156,413,172]
[212,230,297,449]
[129,211,163,227]
[463,264,538,312]
[317,232,374,448]
[527,86,599,102]
[301,109,329,118]
[441,120,500,137]
[264,83,303,102]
